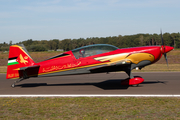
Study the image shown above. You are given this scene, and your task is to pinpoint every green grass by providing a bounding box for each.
[132,64,180,72]
[0,97,180,119]
[0,66,7,73]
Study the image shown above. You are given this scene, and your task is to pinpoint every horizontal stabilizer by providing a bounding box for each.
[19,65,40,71]
[18,65,40,79]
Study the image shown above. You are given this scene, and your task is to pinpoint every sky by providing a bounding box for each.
[0,0,180,43]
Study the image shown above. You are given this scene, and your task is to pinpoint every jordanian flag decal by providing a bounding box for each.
[8,57,19,66]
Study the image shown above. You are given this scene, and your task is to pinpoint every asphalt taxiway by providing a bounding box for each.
[0,72,180,95]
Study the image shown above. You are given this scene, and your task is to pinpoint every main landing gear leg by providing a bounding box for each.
[125,68,134,79]
[121,68,144,87]
[125,69,138,87]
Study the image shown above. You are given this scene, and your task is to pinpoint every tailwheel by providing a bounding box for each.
[11,84,15,88]
[11,78,25,88]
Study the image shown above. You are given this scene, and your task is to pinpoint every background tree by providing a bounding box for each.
[1,32,179,52]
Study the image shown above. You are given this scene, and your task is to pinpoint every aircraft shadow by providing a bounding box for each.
[16,79,129,90]
[16,79,167,90]
[141,81,168,85]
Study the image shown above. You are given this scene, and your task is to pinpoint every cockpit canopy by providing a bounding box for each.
[72,44,118,59]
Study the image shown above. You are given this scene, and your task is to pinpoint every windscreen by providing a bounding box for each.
[72,44,118,59]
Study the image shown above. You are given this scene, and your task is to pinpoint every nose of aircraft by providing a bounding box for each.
[164,46,174,53]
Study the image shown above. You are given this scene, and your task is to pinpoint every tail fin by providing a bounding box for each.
[6,44,35,79]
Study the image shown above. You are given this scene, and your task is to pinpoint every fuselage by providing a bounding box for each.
[6,43,174,89]
[34,45,173,77]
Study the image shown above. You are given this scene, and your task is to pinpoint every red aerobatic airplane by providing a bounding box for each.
[7,33,174,87]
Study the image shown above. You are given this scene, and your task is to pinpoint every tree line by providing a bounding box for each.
[1,32,180,52]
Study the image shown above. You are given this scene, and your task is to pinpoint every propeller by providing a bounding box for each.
[161,30,169,67]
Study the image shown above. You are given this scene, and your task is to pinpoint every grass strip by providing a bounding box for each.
[0,97,180,119]
[132,64,180,72]
[0,66,7,73]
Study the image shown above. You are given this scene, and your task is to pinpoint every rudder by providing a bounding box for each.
[6,44,35,79]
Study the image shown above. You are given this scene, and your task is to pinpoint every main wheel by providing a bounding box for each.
[11,84,15,88]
